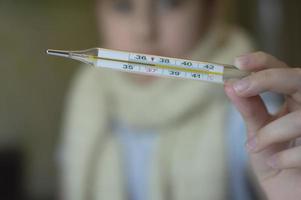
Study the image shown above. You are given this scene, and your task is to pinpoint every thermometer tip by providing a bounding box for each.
[46,49,70,58]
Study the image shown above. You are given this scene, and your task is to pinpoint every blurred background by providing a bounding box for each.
[0,0,300,199]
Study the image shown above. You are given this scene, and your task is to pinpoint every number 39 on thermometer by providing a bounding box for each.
[46,47,250,84]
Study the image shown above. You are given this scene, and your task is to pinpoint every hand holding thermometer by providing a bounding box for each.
[46,48,250,84]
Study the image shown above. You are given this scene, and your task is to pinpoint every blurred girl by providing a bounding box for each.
[60,0,301,200]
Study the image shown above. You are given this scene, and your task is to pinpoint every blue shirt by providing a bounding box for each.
[114,92,282,200]
[115,107,250,200]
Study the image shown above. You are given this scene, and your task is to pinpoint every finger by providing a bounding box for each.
[267,145,301,169]
[234,51,288,71]
[224,81,271,136]
[247,110,301,153]
[233,68,301,97]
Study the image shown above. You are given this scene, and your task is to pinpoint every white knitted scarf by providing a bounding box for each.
[60,25,254,200]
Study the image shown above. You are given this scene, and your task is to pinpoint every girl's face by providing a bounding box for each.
[96,0,213,58]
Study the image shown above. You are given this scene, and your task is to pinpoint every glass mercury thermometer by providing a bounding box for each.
[46,48,249,84]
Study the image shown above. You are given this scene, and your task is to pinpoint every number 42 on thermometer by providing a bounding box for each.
[47,48,250,84]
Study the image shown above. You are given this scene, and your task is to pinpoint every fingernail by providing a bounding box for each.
[267,155,278,169]
[235,55,250,68]
[233,79,250,94]
[246,137,257,152]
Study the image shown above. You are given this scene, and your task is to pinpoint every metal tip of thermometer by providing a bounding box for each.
[46,49,70,58]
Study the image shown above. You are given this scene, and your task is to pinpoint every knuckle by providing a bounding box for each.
[293,68,301,87]
[255,51,269,65]
[256,129,272,149]
[276,152,288,167]
[279,60,289,68]
[294,110,301,122]
[256,69,279,85]
[261,70,271,80]
[243,105,259,120]
[254,70,272,86]
[277,147,301,168]
[255,51,268,57]
[292,67,301,75]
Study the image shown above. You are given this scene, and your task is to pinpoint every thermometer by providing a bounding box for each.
[47,48,249,84]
